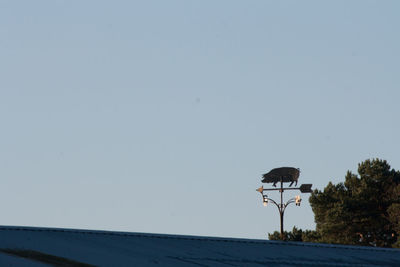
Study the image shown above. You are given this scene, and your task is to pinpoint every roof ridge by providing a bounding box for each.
[1,225,399,253]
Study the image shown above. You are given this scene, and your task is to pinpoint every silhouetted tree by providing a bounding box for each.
[268,226,303,241]
[268,227,321,242]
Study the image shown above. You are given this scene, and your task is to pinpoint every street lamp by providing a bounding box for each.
[256,167,312,240]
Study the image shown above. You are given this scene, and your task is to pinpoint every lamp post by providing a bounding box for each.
[256,167,312,240]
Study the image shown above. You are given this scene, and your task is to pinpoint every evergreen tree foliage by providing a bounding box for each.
[310,159,400,247]
[268,226,303,241]
[268,227,321,242]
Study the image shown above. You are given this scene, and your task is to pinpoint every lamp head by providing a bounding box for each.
[295,195,302,206]
[262,196,268,206]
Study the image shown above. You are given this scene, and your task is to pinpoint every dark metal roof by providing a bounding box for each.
[0,226,399,266]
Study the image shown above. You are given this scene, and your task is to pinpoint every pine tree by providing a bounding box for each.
[309,159,400,247]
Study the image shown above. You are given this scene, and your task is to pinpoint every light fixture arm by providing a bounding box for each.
[257,179,311,240]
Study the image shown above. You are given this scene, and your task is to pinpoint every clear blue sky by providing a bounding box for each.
[1,0,399,239]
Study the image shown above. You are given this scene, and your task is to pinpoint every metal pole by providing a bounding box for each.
[280,179,284,240]
[280,210,284,240]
